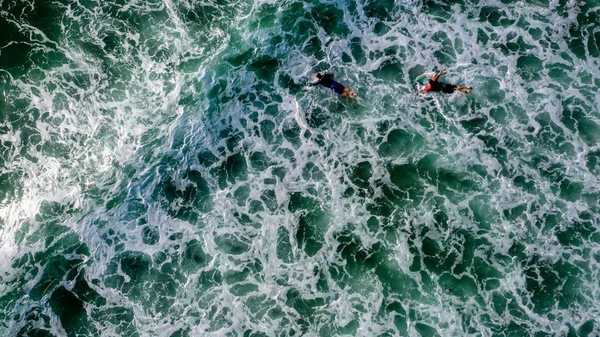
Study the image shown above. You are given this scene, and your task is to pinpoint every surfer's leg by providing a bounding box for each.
[342,88,357,99]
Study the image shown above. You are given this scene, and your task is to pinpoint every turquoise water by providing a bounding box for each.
[1,0,600,336]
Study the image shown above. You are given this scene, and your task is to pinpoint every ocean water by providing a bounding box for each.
[1,0,600,336]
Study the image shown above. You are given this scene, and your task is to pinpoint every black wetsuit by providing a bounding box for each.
[428,79,457,93]
[313,74,346,94]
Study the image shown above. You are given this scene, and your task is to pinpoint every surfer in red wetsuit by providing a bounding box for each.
[424,68,472,94]
[309,73,357,99]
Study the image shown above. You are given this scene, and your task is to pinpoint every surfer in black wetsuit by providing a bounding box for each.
[309,73,357,99]
[424,68,472,94]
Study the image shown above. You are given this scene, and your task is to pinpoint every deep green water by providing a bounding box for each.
[1,0,600,336]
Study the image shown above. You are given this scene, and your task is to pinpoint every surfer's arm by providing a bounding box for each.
[432,68,446,81]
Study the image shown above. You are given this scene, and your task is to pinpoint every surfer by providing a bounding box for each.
[423,68,472,94]
[309,73,357,99]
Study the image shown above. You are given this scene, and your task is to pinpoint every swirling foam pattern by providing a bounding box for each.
[1,0,600,336]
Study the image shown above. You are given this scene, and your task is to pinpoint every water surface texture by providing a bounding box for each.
[1,0,600,336]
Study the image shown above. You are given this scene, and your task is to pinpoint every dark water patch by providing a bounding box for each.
[460,115,489,135]
[371,60,404,83]
[215,153,248,188]
[205,78,230,108]
[378,128,424,157]
[0,0,63,71]
[523,260,565,315]
[215,233,250,255]
[28,252,85,301]
[547,62,573,88]
[382,301,408,335]
[494,35,536,56]
[181,0,244,30]
[479,6,515,27]
[0,170,22,205]
[422,0,453,22]
[234,185,250,206]
[142,225,160,245]
[566,3,600,60]
[277,226,294,263]
[302,162,326,182]
[249,151,271,172]
[10,305,54,337]
[226,49,254,68]
[350,37,367,66]
[50,287,95,337]
[296,211,328,256]
[198,150,219,168]
[310,3,349,37]
[120,251,152,283]
[452,230,480,275]
[417,154,479,197]
[92,306,139,337]
[0,26,33,74]
[248,55,279,82]
[588,30,600,58]
[333,230,381,278]
[363,0,396,20]
[259,119,279,144]
[252,3,279,30]
[415,323,440,337]
[283,122,303,149]
[105,2,171,41]
[278,71,303,95]
[285,288,326,329]
[585,150,600,174]
[72,271,106,307]
[347,161,373,190]
[431,31,456,65]
[421,236,457,275]
[374,21,391,36]
[503,204,528,223]
[386,163,424,205]
[562,97,600,147]
[199,269,223,290]
[17,328,56,337]
[156,170,211,221]
[555,214,597,247]
[229,282,258,297]
[473,255,503,291]
[559,179,583,202]
[182,239,209,271]
[567,26,586,60]
[468,197,499,231]
[439,273,478,300]
[169,328,190,337]
[526,153,567,191]
[279,2,309,32]
[517,55,544,82]
[224,265,251,285]
[241,330,270,337]
[105,250,184,312]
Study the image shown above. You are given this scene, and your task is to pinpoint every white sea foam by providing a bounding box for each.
[1,0,600,336]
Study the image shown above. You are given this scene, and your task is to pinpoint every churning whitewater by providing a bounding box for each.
[1,0,600,336]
